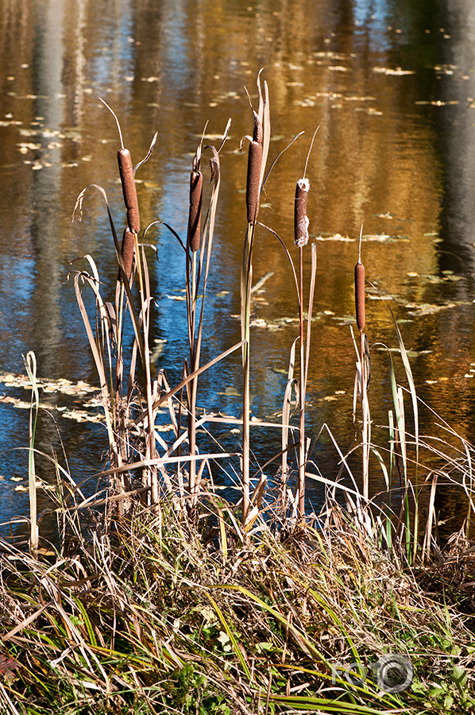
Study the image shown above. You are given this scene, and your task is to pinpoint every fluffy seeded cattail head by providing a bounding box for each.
[294,178,310,248]
[355,261,366,331]
[187,154,203,253]
[118,148,140,234]
[246,110,263,225]
[119,226,135,281]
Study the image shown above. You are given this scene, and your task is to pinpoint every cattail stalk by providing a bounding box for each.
[242,111,263,524]
[295,178,310,518]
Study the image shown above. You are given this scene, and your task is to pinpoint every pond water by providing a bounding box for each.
[1,0,475,537]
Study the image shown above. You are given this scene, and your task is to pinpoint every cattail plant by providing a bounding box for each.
[73,99,160,510]
[295,177,310,519]
[240,74,270,525]
[186,145,204,505]
[293,128,318,519]
[180,125,230,512]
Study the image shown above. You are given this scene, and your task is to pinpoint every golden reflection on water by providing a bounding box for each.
[0,0,475,526]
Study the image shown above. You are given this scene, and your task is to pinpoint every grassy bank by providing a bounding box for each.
[1,496,474,713]
[1,76,475,713]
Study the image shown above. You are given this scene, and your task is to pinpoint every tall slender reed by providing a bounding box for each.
[354,227,370,501]
[24,350,39,555]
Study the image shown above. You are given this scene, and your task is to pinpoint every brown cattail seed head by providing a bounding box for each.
[187,169,203,252]
[294,178,310,247]
[355,261,366,331]
[246,140,262,224]
[119,226,135,280]
[246,111,263,225]
[118,148,140,234]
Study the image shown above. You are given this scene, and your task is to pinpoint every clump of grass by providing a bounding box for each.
[1,485,474,714]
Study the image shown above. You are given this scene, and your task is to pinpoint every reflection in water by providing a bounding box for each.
[0,0,474,532]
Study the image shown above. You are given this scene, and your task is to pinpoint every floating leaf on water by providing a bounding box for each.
[373,67,415,76]
[368,294,396,301]
[315,233,353,242]
[165,294,186,301]
[405,302,456,316]
[219,387,241,397]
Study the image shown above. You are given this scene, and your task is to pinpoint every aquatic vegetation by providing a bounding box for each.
[0,75,475,713]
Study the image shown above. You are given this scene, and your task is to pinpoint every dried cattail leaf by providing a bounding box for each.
[119,226,135,280]
[187,169,203,252]
[355,261,366,331]
[294,178,310,247]
[118,148,140,233]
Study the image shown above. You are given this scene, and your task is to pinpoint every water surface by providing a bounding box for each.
[1,0,475,535]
